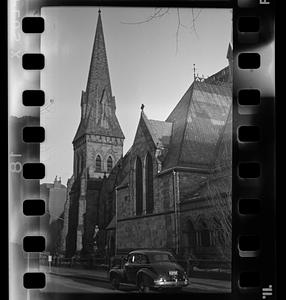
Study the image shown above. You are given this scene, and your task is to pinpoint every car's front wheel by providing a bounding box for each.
[110,275,121,290]
[138,275,151,293]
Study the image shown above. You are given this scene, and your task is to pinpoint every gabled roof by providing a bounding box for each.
[141,111,173,148]
[163,79,232,169]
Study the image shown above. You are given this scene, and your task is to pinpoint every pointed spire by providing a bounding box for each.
[86,10,112,98]
[73,11,125,143]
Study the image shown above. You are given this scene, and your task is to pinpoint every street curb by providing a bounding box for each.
[47,272,231,293]
[49,271,109,283]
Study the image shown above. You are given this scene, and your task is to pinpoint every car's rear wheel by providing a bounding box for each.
[111,275,121,290]
[138,275,151,293]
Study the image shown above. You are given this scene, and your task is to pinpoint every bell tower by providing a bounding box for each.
[73,9,124,179]
[66,10,124,257]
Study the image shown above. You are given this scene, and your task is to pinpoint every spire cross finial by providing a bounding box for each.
[98,8,101,14]
[193,64,196,81]
[141,104,145,111]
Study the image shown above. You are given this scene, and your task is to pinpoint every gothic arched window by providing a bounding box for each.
[107,156,113,173]
[198,219,211,247]
[145,152,154,214]
[213,217,225,246]
[96,155,102,172]
[135,156,143,216]
[80,152,85,172]
[77,153,81,175]
[74,154,78,176]
[186,219,196,248]
[79,154,82,174]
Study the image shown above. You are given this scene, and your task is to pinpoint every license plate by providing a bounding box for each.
[169,270,178,276]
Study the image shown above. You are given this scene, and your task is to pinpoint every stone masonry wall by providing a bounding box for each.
[117,214,176,251]
[179,172,210,201]
[116,117,177,252]
[86,138,123,178]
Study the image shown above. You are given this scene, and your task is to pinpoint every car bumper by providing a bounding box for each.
[153,280,189,288]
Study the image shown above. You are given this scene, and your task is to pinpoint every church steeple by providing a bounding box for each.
[85,9,112,100]
[73,10,124,144]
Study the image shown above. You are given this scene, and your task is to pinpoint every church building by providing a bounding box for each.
[65,10,232,265]
[114,65,232,261]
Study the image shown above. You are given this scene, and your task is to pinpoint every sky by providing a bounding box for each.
[40,6,232,185]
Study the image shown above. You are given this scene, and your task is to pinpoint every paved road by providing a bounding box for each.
[41,273,230,294]
[42,273,126,293]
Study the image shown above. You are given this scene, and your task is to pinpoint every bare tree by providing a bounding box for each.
[206,173,231,261]
[121,8,202,53]
[206,110,232,261]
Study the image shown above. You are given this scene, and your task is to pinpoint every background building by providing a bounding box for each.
[40,177,67,254]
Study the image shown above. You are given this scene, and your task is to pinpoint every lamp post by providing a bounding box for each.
[93,225,99,254]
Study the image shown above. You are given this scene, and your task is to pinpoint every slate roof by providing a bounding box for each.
[213,103,232,169]
[141,112,173,147]
[163,79,232,169]
[73,103,125,142]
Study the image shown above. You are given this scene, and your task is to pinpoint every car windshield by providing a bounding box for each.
[148,253,176,263]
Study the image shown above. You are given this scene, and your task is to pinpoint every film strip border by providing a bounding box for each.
[8,0,275,299]
[19,15,46,291]
[233,1,275,300]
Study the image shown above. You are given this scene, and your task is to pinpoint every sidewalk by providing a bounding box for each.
[41,266,110,282]
[41,265,231,292]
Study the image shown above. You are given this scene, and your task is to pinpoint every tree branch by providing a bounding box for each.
[120,8,170,25]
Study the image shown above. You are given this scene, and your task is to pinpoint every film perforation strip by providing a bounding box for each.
[22,90,45,107]
[23,127,45,143]
[23,273,46,289]
[238,125,260,142]
[238,53,261,69]
[238,234,260,257]
[22,17,45,33]
[238,198,260,215]
[238,162,261,179]
[239,271,261,289]
[21,16,47,290]
[23,236,46,252]
[238,16,260,33]
[23,199,45,216]
[235,0,275,297]
[22,53,45,70]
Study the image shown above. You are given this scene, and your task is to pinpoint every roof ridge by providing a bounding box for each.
[165,83,194,122]
[140,111,158,147]
[177,84,195,164]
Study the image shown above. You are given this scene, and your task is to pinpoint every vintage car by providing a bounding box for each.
[109,250,189,292]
